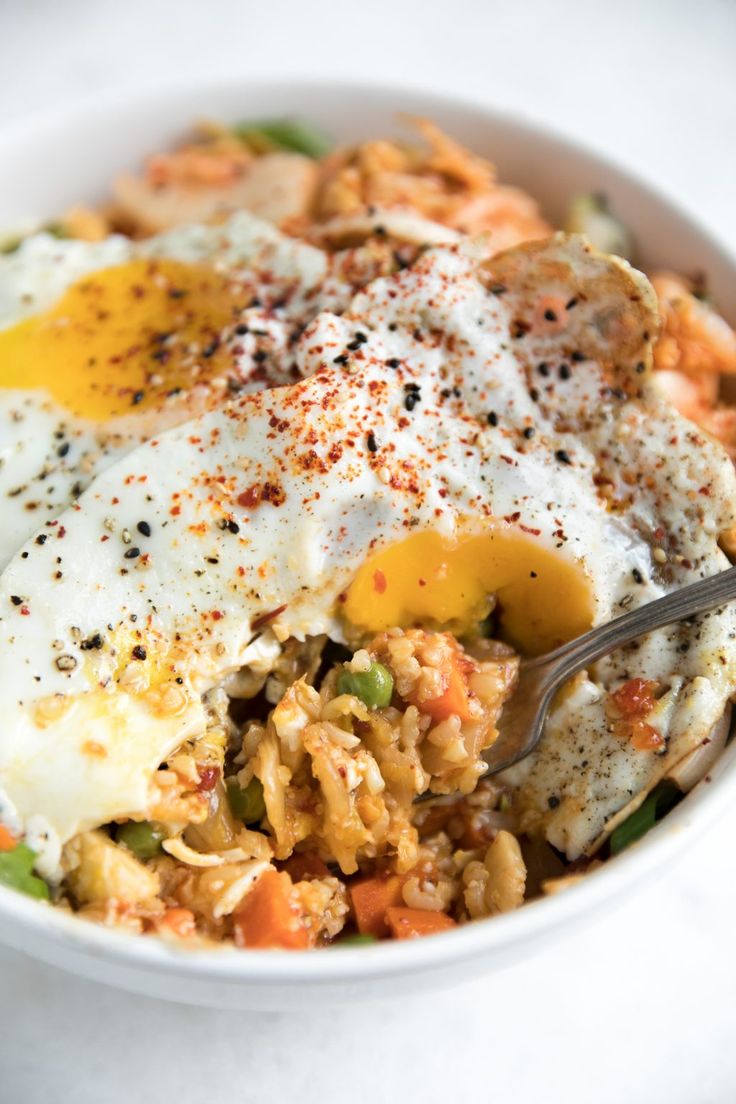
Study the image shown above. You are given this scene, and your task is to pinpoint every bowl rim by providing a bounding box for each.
[1,75,735,988]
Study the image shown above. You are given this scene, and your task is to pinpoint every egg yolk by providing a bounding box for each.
[0,259,255,421]
[343,526,594,655]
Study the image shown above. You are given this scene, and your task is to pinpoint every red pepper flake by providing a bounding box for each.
[519,524,542,536]
[211,610,224,621]
[238,484,262,509]
[20,606,30,616]
[373,570,387,594]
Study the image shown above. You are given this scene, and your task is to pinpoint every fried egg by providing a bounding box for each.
[1,235,735,877]
[0,213,331,569]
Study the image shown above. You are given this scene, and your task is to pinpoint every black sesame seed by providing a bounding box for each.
[548,795,560,809]
[565,297,579,310]
[555,449,572,465]
[332,354,349,366]
[635,361,645,374]
[131,390,145,406]
[529,388,540,402]
[544,308,558,322]
[413,329,423,342]
[175,676,184,684]
[354,332,367,344]
[388,323,398,332]
[202,339,219,358]
[234,323,250,335]
[571,350,585,363]
[124,547,141,559]
[227,520,240,535]
[132,645,147,661]
[167,387,182,398]
[10,595,22,606]
[386,358,401,369]
[168,288,186,299]
[632,567,644,584]
[253,350,268,364]
[487,412,498,427]
[559,364,571,380]
[523,427,535,439]
[81,633,103,651]
[35,534,47,545]
[137,521,151,537]
[537,362,549,377]
[57,442,70,458]
[206,556,219,565]
[404,393,419,412]
[489,284,507,296]
[366,432,378,453]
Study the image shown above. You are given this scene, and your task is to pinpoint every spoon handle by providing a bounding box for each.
[542,564,736,683]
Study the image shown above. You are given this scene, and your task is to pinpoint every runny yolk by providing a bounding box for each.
[343,526,594,656]
[0,259,255,421]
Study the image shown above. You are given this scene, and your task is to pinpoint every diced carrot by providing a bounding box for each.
[157,907,196,938]
[349,874,406,938]
[283,854,330,881]
[0,825,18,852]
[233,869,309,950]
[419,661,472,723]
[386,907,457,940]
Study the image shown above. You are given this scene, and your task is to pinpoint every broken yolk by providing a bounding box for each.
[0,259,254,421]
[343,526,594,656]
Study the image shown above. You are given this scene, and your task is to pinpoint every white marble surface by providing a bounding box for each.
[1,1,736,1100]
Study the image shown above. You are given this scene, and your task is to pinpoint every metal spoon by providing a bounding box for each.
[478,564,736,776]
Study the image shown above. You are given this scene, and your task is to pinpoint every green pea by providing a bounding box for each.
[0,842,50,900]
[226,776,266,825]
[337,661,394,709]
[116,820,167,861]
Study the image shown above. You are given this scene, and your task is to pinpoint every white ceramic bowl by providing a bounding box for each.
[1,79,734,1010]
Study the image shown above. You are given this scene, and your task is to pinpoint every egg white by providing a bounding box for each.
[0,213,332,570]
[1,234,735,875]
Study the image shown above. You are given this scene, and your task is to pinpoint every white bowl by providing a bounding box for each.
[0,79,734,1010]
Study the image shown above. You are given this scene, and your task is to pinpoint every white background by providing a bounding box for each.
[1,1,735,1101]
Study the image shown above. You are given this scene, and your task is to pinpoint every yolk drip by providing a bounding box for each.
[343,526,594,655]
[0,259,255,421]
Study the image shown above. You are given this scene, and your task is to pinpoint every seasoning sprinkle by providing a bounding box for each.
[487,412,498,427]
[124,547,141,559]
[131,390,145,406]
[366,432,378,453]
[55,655,77,672]
[523,427,535,439]
[555,449,572,465]
[132,645,147,661]
[386,358,401,369]
[559,364,571,381]
[137,521,152,537]
[332,354,349,366]
[227,520,240,534]
[10,595,22,606]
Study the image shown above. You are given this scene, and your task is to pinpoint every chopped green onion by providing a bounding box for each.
[565,193,632,259]
[335,933,378,946]
[226,776,266,824]
[0,842,50,900]
[609,780,681,856]
[233,118,330,158]
[337,661,394,709]
[116,820,167,861]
